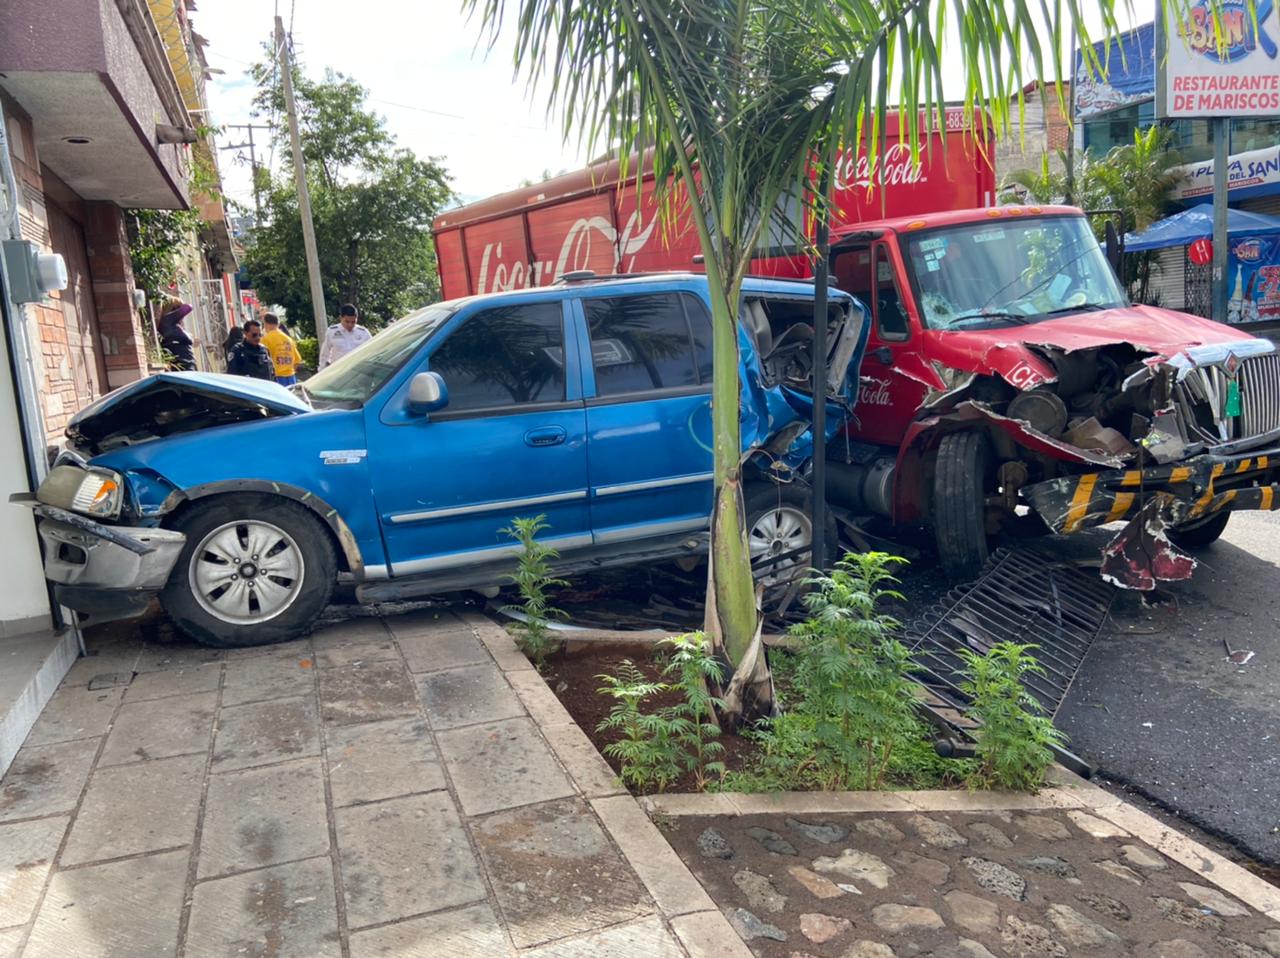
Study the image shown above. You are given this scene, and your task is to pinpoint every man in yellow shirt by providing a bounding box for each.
[260,313,303,386]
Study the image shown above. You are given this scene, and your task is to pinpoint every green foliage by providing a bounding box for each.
[500,515,568,670]
[125,209,201,301]
[295,337,319,371]
[958,642,1066,792]
[594,634,728,792]
[241,60,454,336]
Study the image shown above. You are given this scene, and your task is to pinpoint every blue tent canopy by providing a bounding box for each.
[1125,206,1280,252]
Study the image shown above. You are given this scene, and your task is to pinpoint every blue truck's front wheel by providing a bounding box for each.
[160,494,337,647]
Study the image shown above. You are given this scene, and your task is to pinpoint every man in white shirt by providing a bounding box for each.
[319,304,373,368]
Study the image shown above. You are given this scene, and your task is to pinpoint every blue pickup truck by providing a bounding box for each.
[17,273,868,647]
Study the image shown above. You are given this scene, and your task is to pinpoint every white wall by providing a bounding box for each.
[0,321,52,634]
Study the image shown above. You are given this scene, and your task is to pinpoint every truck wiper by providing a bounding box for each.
[1035,303,1112,318]
[948,311,1033,327]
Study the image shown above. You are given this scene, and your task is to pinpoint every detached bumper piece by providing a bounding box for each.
[29,503,186,622]
[1024,451,1280,589]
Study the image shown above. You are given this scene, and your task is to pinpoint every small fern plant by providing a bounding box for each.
[958,642,1066,792]
[658,632,728,790]
[791,552,920,789]
[596,661,682,791]
[500,514,568,670]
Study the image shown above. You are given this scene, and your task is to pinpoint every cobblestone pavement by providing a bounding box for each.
[663,808,1280,957]
[0,608,707,957]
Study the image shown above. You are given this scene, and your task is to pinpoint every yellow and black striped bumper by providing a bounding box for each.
[1025,452,1280,535]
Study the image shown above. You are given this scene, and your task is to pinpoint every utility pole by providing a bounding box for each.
[275,16,327,349]
[1211,116,1229,323]
[220,122,271,222]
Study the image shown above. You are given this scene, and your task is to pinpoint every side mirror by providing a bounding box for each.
[408,371,448,413]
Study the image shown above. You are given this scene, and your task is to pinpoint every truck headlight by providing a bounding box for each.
[37,465,123,519]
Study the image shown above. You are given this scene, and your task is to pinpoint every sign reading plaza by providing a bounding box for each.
[1158,0,1280,117]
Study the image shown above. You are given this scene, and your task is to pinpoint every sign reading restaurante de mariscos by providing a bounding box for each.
[1159,0,1279,116]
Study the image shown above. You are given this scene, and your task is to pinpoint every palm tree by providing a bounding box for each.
[465,0,1125,719]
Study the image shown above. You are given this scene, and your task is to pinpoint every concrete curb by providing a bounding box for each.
[464,613,1280,938]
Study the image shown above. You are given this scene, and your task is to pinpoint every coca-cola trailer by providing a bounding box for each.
[431,110,993,299]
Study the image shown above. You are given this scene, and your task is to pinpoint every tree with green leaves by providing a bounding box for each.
[467,0,1128,720]
[243,64,455,335]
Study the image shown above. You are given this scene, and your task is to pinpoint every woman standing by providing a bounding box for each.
[157,301,196,371]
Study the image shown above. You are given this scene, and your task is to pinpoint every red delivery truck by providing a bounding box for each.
[431,113,1280,591]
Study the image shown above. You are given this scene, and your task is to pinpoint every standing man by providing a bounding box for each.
[319,304,372,368]
[261,313,303,386]
[227,318,276,381]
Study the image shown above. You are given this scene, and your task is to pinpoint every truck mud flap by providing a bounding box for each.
[902,547,1115,773]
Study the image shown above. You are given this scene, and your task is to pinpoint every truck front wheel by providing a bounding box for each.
[932,432,993,582]
[1168,511,1230,550]
[160,494,337,647]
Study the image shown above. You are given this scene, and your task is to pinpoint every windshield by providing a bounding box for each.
[903,215,1127,330]
[303,304,455,405]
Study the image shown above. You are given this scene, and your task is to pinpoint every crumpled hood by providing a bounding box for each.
[68,372,312,456]
[924,304,1264,390]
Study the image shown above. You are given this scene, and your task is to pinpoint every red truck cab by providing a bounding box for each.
[826,205,1280,587]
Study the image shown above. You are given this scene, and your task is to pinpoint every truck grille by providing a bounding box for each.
[1173,352,1280,445]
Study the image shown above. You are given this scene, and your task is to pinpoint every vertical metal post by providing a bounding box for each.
[810,180,831,571]
[1211,116,1229,323]
[276,16,327,349]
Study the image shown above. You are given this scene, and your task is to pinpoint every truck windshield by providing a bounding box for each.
[903,215,1127,330]
[303,304,455,405]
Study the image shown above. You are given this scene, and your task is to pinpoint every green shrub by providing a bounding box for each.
[500,515,568,670]
[296,337,318,370]
[958,642,1066,792]
[657,633,727,790]
[596,661,681,791]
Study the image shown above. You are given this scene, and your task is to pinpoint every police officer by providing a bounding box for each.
[319,304,372,368]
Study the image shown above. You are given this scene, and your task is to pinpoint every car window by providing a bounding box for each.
[429,303,565,413]
[584,293,709,397]
[875,245,910,340]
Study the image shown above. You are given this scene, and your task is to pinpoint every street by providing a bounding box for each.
[1059,511,1280,866]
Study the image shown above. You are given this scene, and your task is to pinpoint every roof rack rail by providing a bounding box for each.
[551,270,700,286]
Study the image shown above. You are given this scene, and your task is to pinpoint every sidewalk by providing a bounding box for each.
[0,607,729,957]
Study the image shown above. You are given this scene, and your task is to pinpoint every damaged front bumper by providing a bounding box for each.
[12,497,186,621]
[1024,450,1279,589]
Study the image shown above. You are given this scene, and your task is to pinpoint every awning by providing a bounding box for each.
[1124,206,1280,252]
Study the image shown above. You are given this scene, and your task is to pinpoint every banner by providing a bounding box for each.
[1226,234,1280,324]
[1158,0,1280,117]
[1075,23,1156,119]
[1174,144,1280,202]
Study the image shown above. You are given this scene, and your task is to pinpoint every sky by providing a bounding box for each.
[199,0,1146,216]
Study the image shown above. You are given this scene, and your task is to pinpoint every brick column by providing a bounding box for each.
[83,202,149,388]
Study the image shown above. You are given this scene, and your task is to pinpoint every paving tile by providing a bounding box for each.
[335,791,486,929]
[522,916,682,958]
[382,609,469,639]
[212,696,321,772]
[318,662,418,726]
[61,638,143,687]
[396,628,490,673]
[199,759,329,879]
[311,622,399,669]
[472,797,651,949]
[22,685,123,747]
[222,636,314,661]
[416,664,524,730]
[472,622,535,673]
[97,691,217,767]
[61,753,204,866]
[0,738,99,823]
[23,849,187,958]
[222,651,316,706]
[0,817,67,926]
[539,718,626,799]
[187,856,341,958]
[590,795,715,918]
[348,902,508,958]
[326,716,446,807]
[125,661,222,702]
[435,718,574,816]
[134,642,225,673]
[0,927,23,957]
[669,910,757,958]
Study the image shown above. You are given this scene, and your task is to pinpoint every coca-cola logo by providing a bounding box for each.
[476,212,658,294]
[856,376,893,407]
[834,143,928,192]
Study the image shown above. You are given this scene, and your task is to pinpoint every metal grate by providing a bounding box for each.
[1239,352,1280,439]
[902,548,1115,720]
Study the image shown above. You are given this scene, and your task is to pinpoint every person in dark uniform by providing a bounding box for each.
[158,301,196,371]
[226,318,276,381]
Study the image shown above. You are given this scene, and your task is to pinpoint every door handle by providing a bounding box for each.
[873,346,893,365]
[524,426,567,447]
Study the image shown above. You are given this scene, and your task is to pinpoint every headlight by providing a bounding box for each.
[36,465,123,519]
